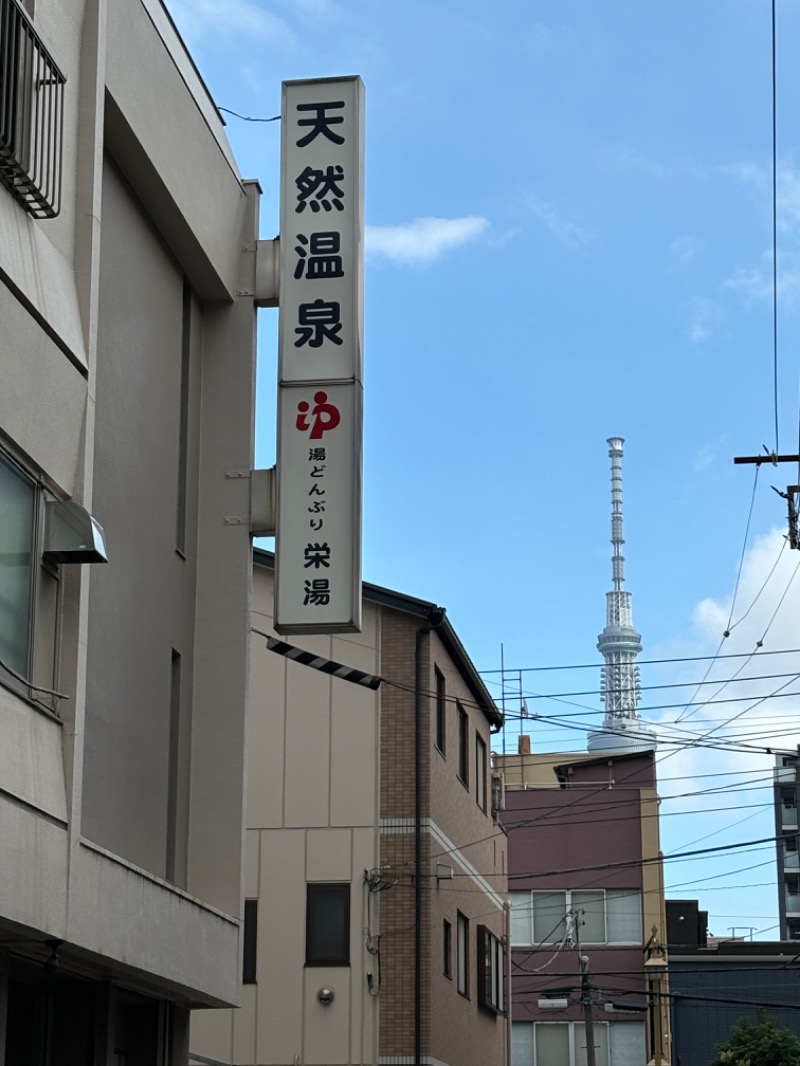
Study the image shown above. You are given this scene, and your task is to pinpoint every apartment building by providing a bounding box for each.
[191,550,509,1066]
[0,0,258,1059]
[774,749,800,939]
[496,744,670,1066]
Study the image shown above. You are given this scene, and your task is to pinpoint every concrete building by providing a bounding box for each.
[498,745,670,1066]
[191,550,509,1066]
[0,0,258,1059]
[773,748,800,940]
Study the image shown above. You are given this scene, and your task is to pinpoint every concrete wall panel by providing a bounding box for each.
[0,691,67,822]
[105,0,246,299]
[68,842,239,1007]
[0,802,68,936]
[0,279,86,493]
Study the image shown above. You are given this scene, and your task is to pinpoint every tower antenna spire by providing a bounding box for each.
[588,438,656,753]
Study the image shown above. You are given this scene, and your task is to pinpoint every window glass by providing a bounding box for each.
[477,925,504,1012]
[457,704,468,784]
[509,892,533,945]
[606,890,642,943]
[573,891,605,943]
[435,666,446,753]
[242,898,258,983]
[476,735,487,810]
[306,883,350,965]
[532,891,567,943]
[512,1022,534,1066]
[0,456,34,677]
[535,1023,569,1064]
[609,1022,646,1066]
[457,911,469,995]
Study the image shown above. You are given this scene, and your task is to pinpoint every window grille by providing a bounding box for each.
[0,0,65,218]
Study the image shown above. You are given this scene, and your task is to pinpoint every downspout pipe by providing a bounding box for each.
[414,607,445,1066]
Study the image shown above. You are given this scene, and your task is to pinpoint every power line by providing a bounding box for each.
[479,647,800,676]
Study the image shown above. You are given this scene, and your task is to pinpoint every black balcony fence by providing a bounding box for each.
[0,0,65,218]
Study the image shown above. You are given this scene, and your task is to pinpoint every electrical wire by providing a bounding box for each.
[479,647,800,676]
[218,107,280,122]
[772,0,780,453]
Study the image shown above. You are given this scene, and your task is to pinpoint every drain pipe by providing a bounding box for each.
[414,606,445,1066]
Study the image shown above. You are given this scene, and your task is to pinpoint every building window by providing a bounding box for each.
[242,898,258,983]
[435,666,446,754]
[443,919,452,978]
[477,925,505,1013]
[0,0,66,218]
[476,734,487,811]
[509,889,642,946]
[306,883,350,966]
[785,834,800,871]
[457,703,469,786]
[0,449,60,709]
[512,1020,644,1066]
[456,911,469,996]
[0,451,35,678]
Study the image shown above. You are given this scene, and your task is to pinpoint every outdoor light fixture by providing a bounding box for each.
[43,499,108,564]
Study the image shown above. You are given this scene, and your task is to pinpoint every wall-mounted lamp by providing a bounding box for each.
[43,500,108,564]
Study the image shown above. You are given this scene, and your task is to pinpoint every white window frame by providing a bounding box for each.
[508,888,642,946]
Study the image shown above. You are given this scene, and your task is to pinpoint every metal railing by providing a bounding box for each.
[0,0,65,218]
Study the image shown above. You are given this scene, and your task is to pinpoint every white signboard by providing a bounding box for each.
[275,77,364,634]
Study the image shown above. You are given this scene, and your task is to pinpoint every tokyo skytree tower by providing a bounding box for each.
[587,438,656,754]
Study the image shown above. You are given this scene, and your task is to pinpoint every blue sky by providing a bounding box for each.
[165,0,800,942]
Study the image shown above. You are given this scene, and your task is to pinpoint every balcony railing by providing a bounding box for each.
[0,0,65,218]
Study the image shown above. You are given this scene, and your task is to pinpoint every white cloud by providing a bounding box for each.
[687,296,721,344]
[693,437,727,472]
[166,0,293,47]
[669,235,705,265]
[652,527,800,781]
[526,194,591,249]
[365,216,489,264]
[724,250,800,308]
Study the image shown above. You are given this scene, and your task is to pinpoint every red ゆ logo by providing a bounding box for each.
[295,391,341,439]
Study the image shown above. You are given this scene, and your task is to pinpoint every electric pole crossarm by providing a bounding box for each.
[733,453,800,465]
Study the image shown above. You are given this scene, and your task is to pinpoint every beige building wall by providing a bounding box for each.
[192,561,509,1066]
[191,558,381,1066]
[0,0,258,1057]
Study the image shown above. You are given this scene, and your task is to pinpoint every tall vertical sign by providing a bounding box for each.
[275,77,364,633]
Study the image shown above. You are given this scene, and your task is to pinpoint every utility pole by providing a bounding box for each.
[579,955,597,1066]
[734,452,800,550]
